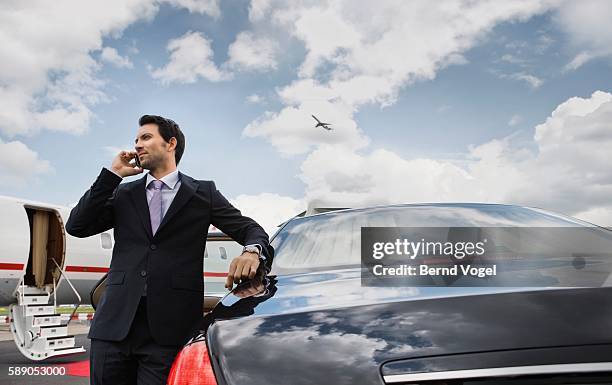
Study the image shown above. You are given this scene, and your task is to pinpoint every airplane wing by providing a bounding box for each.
[311,115,322,123]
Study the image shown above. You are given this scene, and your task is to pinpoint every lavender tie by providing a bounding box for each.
[148,180,164,235]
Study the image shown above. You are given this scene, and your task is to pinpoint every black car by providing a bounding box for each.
[168,204,612,385]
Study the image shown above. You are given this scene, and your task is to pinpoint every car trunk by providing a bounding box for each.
[204,271,612,385]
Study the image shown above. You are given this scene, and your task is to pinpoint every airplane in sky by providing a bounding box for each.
[311,115,333,130]
[0,195,241,361]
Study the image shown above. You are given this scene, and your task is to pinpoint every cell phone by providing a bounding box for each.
[134,154,141,168]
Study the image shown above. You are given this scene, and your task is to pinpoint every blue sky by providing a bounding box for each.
[1,0,612,231]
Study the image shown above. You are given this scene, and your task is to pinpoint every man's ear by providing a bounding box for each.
[168,137,177,152]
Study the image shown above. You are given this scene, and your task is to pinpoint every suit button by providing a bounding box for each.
[140,270,147,277]
[150,244,157,250]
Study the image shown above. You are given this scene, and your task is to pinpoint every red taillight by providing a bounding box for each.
[167,340,218,385]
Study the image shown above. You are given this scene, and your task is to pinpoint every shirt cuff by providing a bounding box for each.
[244,244,265,260]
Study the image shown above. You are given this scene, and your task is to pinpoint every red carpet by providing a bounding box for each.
[56,359,90,377]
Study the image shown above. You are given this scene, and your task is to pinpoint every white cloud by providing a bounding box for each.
[0,139,53,187]
[227,31,278,72]
[555,0,612,71]
[233,91,612,225]
[502,72,544,89]
[502,32,554,63]
[299,145,478,209]
[0,0,226,139]
[150,31,230,84]
[508,114,522,126]
[100,47,133,69]
[233,1,612,227]
[230,193,304,235]
[243,86,370,156]
[161,0,220,18]
[248,0,271,22]
[536,33,555,52]
[295,91,612,226]
[564,51,596,71]
[242,0,557,155]
[238,0,612,226]
[0,1,161,137]
[500,54,526,65]
[246,94,265,104]
[154,29,279,84]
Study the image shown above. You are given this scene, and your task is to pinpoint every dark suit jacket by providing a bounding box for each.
[66,168,271,346]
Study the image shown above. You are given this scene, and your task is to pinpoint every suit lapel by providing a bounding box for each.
[154,172,197,237]
[128,174,153,240]
[127,171,198,239]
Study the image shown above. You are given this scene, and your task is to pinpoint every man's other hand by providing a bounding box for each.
[111,151,143,177]
[225,251,260,289]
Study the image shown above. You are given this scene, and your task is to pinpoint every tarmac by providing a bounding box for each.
[0,322,91,384]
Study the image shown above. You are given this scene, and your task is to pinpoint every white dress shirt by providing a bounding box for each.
[106,167,181,219]
[145,169,181,219]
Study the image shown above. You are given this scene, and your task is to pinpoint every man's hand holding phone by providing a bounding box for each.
[111,151,143,177]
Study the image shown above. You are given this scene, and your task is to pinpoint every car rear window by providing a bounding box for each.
[270,205,610,276]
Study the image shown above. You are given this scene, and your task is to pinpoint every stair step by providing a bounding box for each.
[32,314,61,327]
[46,334,74,340]
[25,305,55,316]
[54,345,84,352]
[50,346,86,358]
[38,325,68,338]
[45,335,75,350]
[18,294,50,306]
[17,286,49,295]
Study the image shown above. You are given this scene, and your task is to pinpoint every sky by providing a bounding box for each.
[1,0,611,234]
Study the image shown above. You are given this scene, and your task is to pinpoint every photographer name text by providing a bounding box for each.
[372,264,497,278]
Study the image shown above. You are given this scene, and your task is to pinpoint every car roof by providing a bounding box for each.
[303,202,535,219]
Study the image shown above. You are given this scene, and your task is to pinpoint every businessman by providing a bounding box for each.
[66,115,271,385]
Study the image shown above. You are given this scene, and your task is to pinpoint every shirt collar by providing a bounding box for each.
[146,169,180,190]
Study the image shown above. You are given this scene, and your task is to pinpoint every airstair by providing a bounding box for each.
[9,205,85,361]
[9,262,86,360]
[9,207,86,361]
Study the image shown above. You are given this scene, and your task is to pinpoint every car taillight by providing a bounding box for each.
[167,339,218,385]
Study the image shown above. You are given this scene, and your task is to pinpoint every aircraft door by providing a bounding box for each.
[24,207,65,292]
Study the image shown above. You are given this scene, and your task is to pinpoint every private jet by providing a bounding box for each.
[0,195,242,361]
[311,115,332,130]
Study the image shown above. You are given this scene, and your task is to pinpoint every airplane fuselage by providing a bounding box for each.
[0,195,237,306]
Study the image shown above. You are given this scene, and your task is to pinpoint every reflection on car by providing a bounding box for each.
[168,203,612,385]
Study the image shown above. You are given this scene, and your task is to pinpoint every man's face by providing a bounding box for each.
[134,123,172,169]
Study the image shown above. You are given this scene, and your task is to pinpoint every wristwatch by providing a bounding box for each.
[243,244,265,259]
[243,244,267,270]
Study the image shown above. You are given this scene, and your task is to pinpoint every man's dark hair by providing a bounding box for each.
[139,115,185,165]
